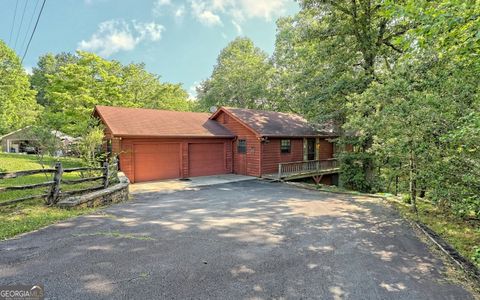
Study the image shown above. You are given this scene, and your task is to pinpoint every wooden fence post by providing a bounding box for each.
[102,161,110,188]
[48,162,63,205]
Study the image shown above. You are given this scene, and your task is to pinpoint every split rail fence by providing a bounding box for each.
[0,160,118,207]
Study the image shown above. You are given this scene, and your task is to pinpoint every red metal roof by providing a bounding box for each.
[211,107,337,137]
[95,106,234,138]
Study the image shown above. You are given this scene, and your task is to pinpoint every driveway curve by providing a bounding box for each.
[0,180,473,299]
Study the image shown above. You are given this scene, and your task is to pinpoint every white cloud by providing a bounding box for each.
[239,0,286,20]
[133,21,164,41]
[187,0,288,28]
[190,0,223,26]
[198,10,222,26]
[153,0,172,16]
[231,20,242,35]
[175,5,185,19]
[188,81,201,100]
[78,20,164,56]
[210,0,234,11]
[24,66,33,75]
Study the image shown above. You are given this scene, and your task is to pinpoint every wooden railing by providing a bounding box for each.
[0,160,118,207]
[278,158,339,179]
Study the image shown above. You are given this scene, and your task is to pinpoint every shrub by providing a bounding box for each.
[402,194,411,204]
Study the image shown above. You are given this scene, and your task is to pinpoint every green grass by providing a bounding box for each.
[0,153,104,203]
[0,153,100,240]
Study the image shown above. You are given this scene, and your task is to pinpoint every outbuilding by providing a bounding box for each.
[0,126,77,156]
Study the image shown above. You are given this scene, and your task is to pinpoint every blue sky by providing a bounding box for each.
[0,0,299,97]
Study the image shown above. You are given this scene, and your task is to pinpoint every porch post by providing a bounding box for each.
[303,138,307,161]
[315,138,320,160]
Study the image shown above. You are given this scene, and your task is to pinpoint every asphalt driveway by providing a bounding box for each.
[0,180,473,299]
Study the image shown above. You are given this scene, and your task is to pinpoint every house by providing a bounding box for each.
[94,105,339,184]
[0,126,77,156]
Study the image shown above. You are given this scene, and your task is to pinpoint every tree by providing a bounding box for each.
[41,51,191,136]
[343,0,480,215]
[30,52,78,106]
[271,1,411,190]
[0,40,40,135]
[273,0,409,122]
[76,126,105,168]
[121,63,191,111]
[196,37,274,110]
[43,51,123,136]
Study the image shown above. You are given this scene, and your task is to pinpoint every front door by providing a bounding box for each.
[307,138,316,160]
[236,139,248,175]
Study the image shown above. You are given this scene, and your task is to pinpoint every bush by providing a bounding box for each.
[472,246,480,265]
[402,194,411,204]
[76,127,105,168]
[338,151,376,193]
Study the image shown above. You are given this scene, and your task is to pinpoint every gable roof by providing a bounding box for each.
[0,127,29,140]
[0,126,77,142]
[94,106,234,138]
[210,107,337,137]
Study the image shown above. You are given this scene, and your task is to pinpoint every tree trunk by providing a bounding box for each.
[363,136,375,189]
[395,175,399,196]
[409,150,418,215]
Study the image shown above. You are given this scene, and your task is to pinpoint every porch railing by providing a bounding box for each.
[277,158,339,179]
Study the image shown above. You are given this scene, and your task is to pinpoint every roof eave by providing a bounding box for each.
[93,106,117,136]
[261,134,339,138]
[110,134,235,139]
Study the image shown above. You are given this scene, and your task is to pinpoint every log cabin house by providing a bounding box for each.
[94,105,340,184]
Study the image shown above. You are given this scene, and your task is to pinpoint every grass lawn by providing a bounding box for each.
[0,153,100,240]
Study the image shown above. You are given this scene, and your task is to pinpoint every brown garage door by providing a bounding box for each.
[189,143,226,177]
[134,143,180,182]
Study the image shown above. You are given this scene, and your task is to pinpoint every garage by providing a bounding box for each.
[189,143,225,177]
[134,143,181,182]
[94,106,235,183]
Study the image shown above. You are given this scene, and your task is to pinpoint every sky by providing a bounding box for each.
[0,0,299,98]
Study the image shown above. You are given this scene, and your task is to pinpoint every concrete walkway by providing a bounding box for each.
[129,174,256,194]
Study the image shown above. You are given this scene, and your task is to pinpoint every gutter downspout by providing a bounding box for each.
[259,136,264,177]
[231,136,237,174]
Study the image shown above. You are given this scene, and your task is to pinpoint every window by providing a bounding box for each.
[237,139,247,153]
[280,139,291,153]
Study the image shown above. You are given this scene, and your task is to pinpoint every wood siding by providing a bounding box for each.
[118,137,232,183]
[261,138,304,175]
[103,127,121,154]
[102,112,336,182]
[214,112,261,176]
[318,139,334,160]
